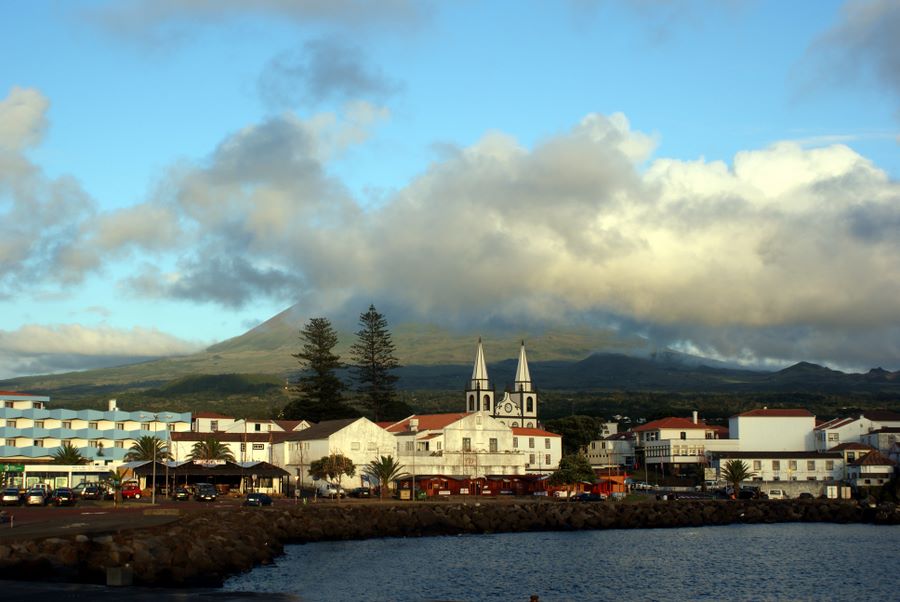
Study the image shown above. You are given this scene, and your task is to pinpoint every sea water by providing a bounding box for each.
[223,523,900,601]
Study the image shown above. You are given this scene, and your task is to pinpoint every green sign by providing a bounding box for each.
[1,464,25,473]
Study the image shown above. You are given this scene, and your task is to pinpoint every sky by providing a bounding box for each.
[1,0,899,379]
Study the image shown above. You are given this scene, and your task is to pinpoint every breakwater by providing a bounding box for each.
[0,499,897,587]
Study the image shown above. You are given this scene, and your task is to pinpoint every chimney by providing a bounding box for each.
[692,411,698,424]
[108,399,118,412]
[409,418,419,432]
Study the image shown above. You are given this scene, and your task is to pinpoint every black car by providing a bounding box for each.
[51,488,76,506]
[194,483,217,502]
[81,485,102,500]
[573,492,606,502]
[798,492,815,500]
[173,487,191,501]
[1,487,22,506]
[243,492,273,507]
[349,487,372,498]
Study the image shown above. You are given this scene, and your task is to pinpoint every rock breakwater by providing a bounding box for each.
[0,499,896,587]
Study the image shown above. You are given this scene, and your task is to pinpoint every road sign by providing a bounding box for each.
[1,464,25,473]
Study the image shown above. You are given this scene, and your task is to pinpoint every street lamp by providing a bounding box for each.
[151,414,157,505]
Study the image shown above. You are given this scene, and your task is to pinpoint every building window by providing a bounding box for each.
[512,422,519,427]
[826,460,834,470]
[513,437,518,448]
[254,424,261,432]
[545,454,551,465]
[168,424,175,431]
[6,420,15,429]
[240,443,246,452]
[141,422,151,430]
[847,452,855,462]
[827,433,839,442]
[89,422,99,429]
[526,397,533,413]
[489,438,498,452]
[33,440,43,447]
[468,395,474,411]
[4,402,12,408]
[351,441,361,451]
[35,421,44,429]
[62,421,71,429]
[789,460,798,470]
[115,422,124,430]
[772,461,781,471]
[32,402,40,409]
[753,460,762,470]
[88,441,99,447]
[807,461,815,470]
[252,444,264,451]
[4,439,13,446]
[680,432,687,440]
[529,453,535,464]
[405,441,414,452]
[483,395,491,412]
[115,441,124,448]
[462,438,472,452]
[529,437,535,449]
[210,420,219,431]
[436,442,442,451]
[367,442,376,450]
[476,415,482,425]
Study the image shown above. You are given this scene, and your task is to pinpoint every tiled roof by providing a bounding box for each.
[511,427,561,437]
[711,451,842,460]
[863,410,900,422]
[828,442,876,451]
[273,420,305,431]
[850,450,897,467]
[869,427,900,434]
[815,416,855,431]
[386,413,468,433]
[193,411,233,419]
[735,409,814,418]
[293,418,361,440]
[632,417,709,432]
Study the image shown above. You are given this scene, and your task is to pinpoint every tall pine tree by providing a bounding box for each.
[349,305,411,422]
[281,317,357,422]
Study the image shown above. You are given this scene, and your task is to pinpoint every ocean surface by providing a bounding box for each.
[223,523,900,601]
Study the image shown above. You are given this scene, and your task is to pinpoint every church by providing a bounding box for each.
[465,338,539,428]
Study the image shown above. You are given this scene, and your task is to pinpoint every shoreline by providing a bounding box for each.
[0,498,897,588]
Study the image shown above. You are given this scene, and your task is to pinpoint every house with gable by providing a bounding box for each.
[633,412,738,473]
[814,410,900,451]
[847,450,897,489]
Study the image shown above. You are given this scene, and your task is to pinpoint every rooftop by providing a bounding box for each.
[735,408,814,418]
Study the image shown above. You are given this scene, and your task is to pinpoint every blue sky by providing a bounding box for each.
[1,0,899,378]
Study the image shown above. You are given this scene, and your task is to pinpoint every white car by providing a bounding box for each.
[316,484,345,499]
[768,488,787,500]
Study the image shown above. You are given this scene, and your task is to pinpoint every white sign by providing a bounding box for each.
[193,460,226,467]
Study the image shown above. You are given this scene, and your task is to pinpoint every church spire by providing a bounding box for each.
[514,340,533,392]
[470,337,489,389]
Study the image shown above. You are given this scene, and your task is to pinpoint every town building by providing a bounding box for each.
[814,411,900,452]
[585,432,635,469]
[466,339,540,428]
[710,451,844,496]
[0,397,191,466]
[729,408,816,451]
[632,413,738,473]
[846,450,897,489]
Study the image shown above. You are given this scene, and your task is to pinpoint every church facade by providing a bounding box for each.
[465,339,539,428]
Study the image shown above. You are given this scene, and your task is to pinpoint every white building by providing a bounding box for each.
[729,408,816,452]
[1,391,48,410]
[633,414,737,471]
[586,432,635,469]
[847,450,897,489]
[815,411,900,452]
[711,451,844,496]
[466,339,540,428]
[860,427,900,454]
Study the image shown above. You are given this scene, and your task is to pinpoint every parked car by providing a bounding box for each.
[798,492,815,500]
[348,487,371,498]
[194,483,217,502]
[24,489,48,506]
[173,487,191,501]
[573,492,606,502]
[316,483,345,499]
[1,487,22,506]
[71,482,88,499]
[51,488,76,506]
[767,489,787,500]
[121,484,143,500]
[243,492,273,507]
[81,485,103,500]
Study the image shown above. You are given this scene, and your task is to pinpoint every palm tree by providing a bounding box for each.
[125,436,171,462]
[188,437,236,462]
[51,442,87,465]
[363,455,408,500]
[721,459,754,498]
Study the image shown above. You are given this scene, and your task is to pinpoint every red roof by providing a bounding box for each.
[828,442,876,452]
[193,411,233,419]
[386,413,468,433]
[0,391,40,397]
[633,417,710,432]
[850,450,897,467]
[736,409,814,418]
[511,427,561,438]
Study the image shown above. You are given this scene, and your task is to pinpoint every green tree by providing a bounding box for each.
[349,305,411,422]
[124,435,171,462]
[721,459,754,498]
[363,455,408,500]
[549,453,596,499]
[544,415,606,455]
[188,437,236,462]
[309,453,356,502]
[282,317,357,422]
[51,442,87,465]
[105,467,128,509]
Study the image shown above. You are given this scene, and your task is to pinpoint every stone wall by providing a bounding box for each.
[0,499,896,587]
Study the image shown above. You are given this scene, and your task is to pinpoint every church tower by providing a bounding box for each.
[465,337,494,413]
[492,340,539,428]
